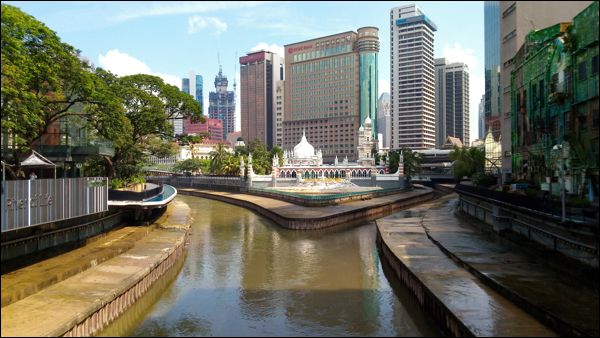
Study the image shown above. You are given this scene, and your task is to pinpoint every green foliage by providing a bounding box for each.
[127,174,146,186]
[209,142,230,174]
[248,137,267,154]
[1,4,123,179]
[94,73,204,179]
[250,150,270,175]
[449,145,486,182]
[371,148,382,165]
[524,188,539,196]
[472,172,497,187]
[270,145,284,167]
[144,136,178,159]
[235,145,248,157]
[567,196,591,208]
[178,134,208,159]
[172,158,209,174]
[388,148,423,178]
[108,178,126,189]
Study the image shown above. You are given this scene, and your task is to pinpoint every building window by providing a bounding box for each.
[592,54,599,75]
[503,30,516,43]
[503,3,516,17]
[579,61,587,81]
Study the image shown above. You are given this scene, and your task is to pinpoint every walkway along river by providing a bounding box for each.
[98,194,441,336]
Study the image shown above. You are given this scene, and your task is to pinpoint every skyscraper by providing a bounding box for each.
[180,72,204,136]
[434,58,470,148]
[484,1,501,170]
[377,93,391,148]
[498,0,593,180]
[478,94,485,140]
[240,50,284,149]
[390,4,437,150]
[282,27,379,162]
[208,68,236,140]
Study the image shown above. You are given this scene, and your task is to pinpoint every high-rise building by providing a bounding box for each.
[179,72,204,136]
[484,1,502,171]
[377,93,391,148]
[239,50,284,149]
[282,27,379,163]
[390,4,437,150]
[184,117,223,141]
[208,67,236,140]
[478,94,485,140]
[434,58,470,148]
[497,0,593,180]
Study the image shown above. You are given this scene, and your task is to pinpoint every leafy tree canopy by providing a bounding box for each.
[1,4,123,178]
[448,145,485,182]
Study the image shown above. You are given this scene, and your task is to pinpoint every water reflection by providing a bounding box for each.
[118,195,439,336]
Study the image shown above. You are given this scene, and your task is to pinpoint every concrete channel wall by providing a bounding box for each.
[0,199,192,337]
[1,209,131,265]
[176,188,433,230]
[457,190,599,268]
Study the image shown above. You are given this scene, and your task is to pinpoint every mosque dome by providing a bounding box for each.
[359,125,365,132]
[364,116,372,124]
[237,137,244,141]
[293,129,315,158]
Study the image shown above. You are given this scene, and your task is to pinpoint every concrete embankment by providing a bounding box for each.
[176,186,432,230]
[0,199,191,337]
[376,197,557,337]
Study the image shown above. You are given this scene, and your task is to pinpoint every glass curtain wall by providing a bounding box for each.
[484,1,502,170]
[360,53,378,136]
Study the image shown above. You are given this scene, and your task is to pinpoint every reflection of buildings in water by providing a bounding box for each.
[237,224,385,334]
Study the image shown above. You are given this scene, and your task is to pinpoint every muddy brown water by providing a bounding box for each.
[99,195,440,337]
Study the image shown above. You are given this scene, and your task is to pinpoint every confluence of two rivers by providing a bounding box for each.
[99,194,441,337]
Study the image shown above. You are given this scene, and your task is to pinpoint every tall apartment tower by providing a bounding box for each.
[484,1,501,166]
[377,93,391,148]
[282,28,379,163]
[239,51,284,149]
[434,58,470,148]
[498,0,593,180]
[181,72,203,136]
[208,67,236,140]
[390,4,437,150]
[478,94,485,140]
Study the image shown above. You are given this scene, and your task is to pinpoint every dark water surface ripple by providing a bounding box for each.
[99,195,440,337]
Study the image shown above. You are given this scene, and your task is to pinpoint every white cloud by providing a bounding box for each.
[378,79,390,99]
[98,49,181,89]
[443,43,478,70]
[250,43,284,57]
[188,16,227,35]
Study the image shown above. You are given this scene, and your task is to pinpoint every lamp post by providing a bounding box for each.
[553,142,566,223]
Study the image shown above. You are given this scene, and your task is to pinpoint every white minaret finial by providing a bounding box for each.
[303,128,305,138]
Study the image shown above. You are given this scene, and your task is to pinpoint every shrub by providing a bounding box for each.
[567,196,591,208]
[524,188,539,196]
[473,172,497,187]
[108,178,126,189]
[127,174,146,186]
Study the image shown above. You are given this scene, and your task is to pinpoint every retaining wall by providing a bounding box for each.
[177,189,432,230]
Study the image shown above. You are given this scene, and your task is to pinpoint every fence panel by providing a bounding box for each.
[1,177,108,232]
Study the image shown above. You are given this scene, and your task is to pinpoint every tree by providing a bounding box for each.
[179,134,208,159]
[248,137,267,154]
[95,74,204,178]
[1,4,123,179]
[270,145,284,167]
[144,135,178,159]
[172,158,208,175]
[209,142,230,174]
[448,145,485,182]
[389,148,423,179]
[250,150,270,175]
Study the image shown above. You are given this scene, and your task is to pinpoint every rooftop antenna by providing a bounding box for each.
[217,42,222,75]
[233,52,237,88]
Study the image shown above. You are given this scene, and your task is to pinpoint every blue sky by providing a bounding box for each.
[5,1,485,142]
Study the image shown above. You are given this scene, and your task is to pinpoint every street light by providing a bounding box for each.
[553,142,566,222]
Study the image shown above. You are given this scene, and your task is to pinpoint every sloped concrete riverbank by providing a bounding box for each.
[1,199,191,337]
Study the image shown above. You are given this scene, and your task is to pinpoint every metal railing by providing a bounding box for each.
[248,186,403,200]
[1,177,109,231]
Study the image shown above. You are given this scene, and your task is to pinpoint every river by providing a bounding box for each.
[99,194,440,337]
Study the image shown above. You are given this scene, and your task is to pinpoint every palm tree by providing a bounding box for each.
[209,142,229,174]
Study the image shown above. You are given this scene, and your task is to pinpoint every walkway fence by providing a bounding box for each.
[1,177,108,231]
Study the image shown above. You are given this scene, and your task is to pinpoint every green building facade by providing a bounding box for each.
[511,1,598,196]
